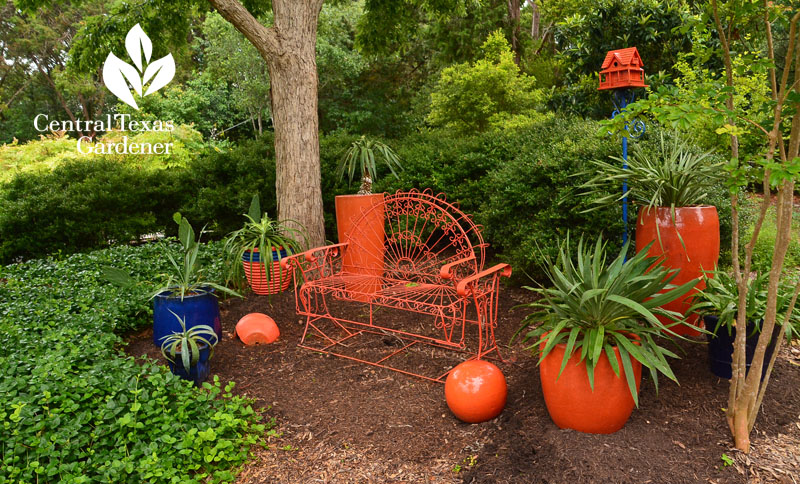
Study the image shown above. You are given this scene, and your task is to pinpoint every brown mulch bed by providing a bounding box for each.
[125,287,800,484]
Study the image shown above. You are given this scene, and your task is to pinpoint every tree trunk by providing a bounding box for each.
[530,0,540,39]
[268,46,324,246]
[507,0,521,65]
[207,0,325,248]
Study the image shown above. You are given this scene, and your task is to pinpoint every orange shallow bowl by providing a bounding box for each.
[235,313,280,345]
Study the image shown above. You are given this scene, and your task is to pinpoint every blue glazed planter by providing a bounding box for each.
[153,288,221,346]
[704,315,779,380]
[167,344,211,387]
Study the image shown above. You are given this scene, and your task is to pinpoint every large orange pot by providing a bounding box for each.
[635,206,719,336]
[540,340,642,434]
[335,194,385,300]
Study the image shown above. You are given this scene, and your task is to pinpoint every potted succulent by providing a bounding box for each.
[690,271,800,379]
[515,235,697,434]
[160,311,218,387]
[105,213,241,346]
[334,136,403,297]
[223,194,308,295]
[581,131,726,336]
[149,213,240,346]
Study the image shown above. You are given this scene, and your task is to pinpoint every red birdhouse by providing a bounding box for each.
[598,47,648,90]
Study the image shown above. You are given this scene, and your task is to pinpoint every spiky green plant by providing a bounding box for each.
[103,213,240,300]
[581,131,724,213]
[515,235,698,406]
[690,271,800,340]
[338,136,402,195]
[223,194,309,289]
[160,311,217,372]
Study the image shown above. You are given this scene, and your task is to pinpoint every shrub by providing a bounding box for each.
[426,31,543,133]
[0,243,263,482]
[478,117,623,281]
[177,134,278,237]
[0,160,185,264]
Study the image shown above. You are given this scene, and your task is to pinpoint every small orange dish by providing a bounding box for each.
[235,313,280,345]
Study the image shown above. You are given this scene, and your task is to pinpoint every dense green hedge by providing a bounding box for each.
[0,137,277,264]
[379,117,622,280]
[0,118,737,279]
[0,243,263,482]
[0,161,184,263]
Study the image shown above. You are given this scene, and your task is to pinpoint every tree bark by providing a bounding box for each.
[507,0,521,65]
[529,0,540,39]
[208,0,326,247]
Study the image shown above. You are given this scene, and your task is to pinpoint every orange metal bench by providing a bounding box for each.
[282,189,511,382]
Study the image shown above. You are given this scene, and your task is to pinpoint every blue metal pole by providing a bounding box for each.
[622,114,629,246]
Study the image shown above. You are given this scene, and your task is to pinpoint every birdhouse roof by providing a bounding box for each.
[601,47,643,69]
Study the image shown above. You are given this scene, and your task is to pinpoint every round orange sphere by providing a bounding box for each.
[235,313,280,345]
[445,360,507,423]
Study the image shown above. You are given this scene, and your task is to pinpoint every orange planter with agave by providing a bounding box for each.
[540,340,642,434]
[636,206,720,336]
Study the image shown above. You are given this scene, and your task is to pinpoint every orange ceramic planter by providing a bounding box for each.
[335,194,386,299]
[540,341,642,434]
[242,248,292,295]
[445,360,507,423]
[635,206,720,336]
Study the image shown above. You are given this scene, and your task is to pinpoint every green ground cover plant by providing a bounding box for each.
[0,242,264,482]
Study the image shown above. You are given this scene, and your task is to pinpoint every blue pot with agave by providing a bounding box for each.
[153,288,221,346]
[149,214,239,346]
[161,311,217,387]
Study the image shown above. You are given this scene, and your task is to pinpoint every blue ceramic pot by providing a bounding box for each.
[153,288,221,346]
[167,343,211,387]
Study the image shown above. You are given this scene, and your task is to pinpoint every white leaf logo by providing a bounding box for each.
[102,23,175,110]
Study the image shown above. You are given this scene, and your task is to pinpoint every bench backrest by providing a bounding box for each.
[344,189,486,284]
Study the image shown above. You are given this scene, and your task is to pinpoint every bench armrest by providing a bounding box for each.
[456,263,512,297]
[281,242,348,282]
[439,256,476,280]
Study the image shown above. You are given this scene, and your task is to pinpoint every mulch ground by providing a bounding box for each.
[125,287,800,484]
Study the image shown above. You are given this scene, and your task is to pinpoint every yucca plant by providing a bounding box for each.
[690,271,800,340]
[104,213,240,300]
[580,131,724,214]
[223,194,309,289]
[156,213,240,300]
[515,235,698,405]
[160,311,218,373]
[338,135,403,195]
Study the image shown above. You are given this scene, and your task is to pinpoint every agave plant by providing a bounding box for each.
[338,135,403,195]
[515,235,697,405]
[156,213,240,300]
[580,131,724,213]
[160,311,218,372]
[690,271,800,340]
[103,213,240,301]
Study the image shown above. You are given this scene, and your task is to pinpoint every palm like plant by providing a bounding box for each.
[516,236,697,405]
[691,271,800,339]
[581,131,724,214]
[338,136,402,195]
[104,214,241,300]
[160,311,217,372]
[223,195,308,288]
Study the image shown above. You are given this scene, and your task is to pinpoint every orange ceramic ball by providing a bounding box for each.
[445,360,507,423]
[235,313,280,345]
